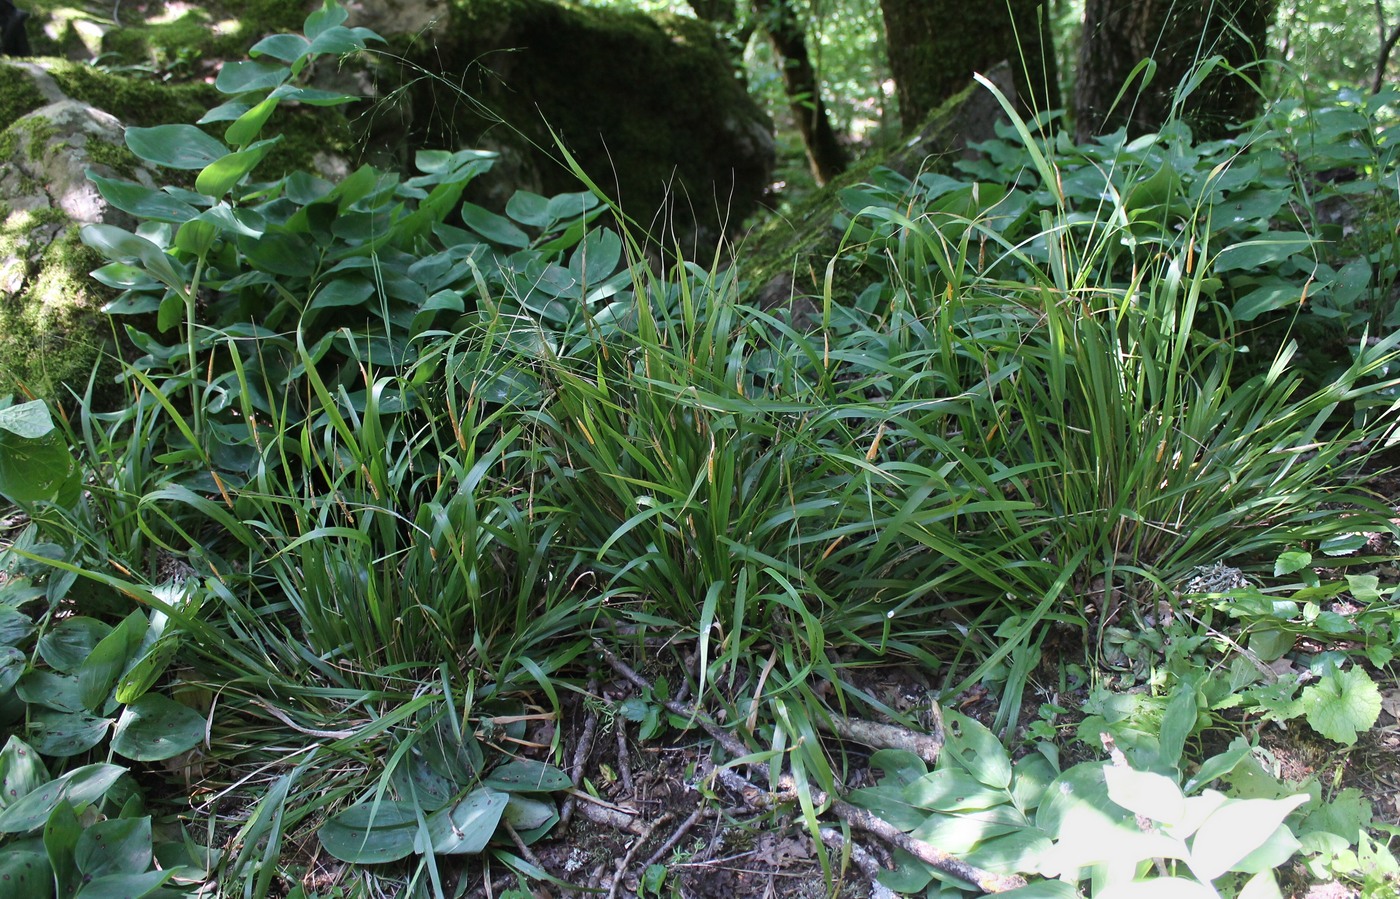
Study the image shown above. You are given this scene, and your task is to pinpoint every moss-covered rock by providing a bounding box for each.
[21,0,308,75]
[363,0,774,252]
[0,97,149,408]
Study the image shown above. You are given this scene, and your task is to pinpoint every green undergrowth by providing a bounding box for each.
[0,3,1398,897]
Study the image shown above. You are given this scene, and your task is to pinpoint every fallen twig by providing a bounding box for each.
[605,811,674,899]
[559,680,600,830]
[820,710,944,766]
[820,827,898,899]
[641,805,708,871]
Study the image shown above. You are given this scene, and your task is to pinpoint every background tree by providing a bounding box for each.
[1074,0,1277,141]
[877,0,1061,128]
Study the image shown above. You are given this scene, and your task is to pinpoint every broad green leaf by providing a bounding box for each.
[310,278,376,310]
[249,32,310,63]
[87,172,199,223]
[504,794,556,832]
[0,609,32,646]
[0,645,23,695]
[110,695,205,762]
[0,764,126,834]
[44,800,82,898]
[28,709,111,757]
[847,783,928,831]
[1274,551,1312,576]
[0,850,52,897]
[74,815,152,878]
[16,671,85,714]
[962,829,1053,874]
[1183,737,1251,794]
[125,125,228,170]
[78,611,146,711]
[505,190,551,227]
[318,801,419,863]
[224,96,280,149]
[421,789,509,854]
[38,619,111,674]
[214,60,289,95]
[0,737,45,808]
[911,807,1026,854]
[1105,766,1185,826]
[69,869,172,899]
[1010,752,1057,813]
[1238,871,1285,899]
[1231,281,1302,322]
[460,203,530,248]
[1188,794,1308,880]
[0,401,80,510]
[868,748,928,786]
[482,759,571,793]
[238,231,317,277]
[943,710,1013,789]
[305,0,350,40]
[195,138,279,198]
[1157,681,1199,772]
[567,228,622,285]
[80,224,185,289]
[1230,820,1302,874]
[113,634,181,705]
[1302,666,1382,745]
[1214,232,1313,272]
[307,25,381,55]
[904,769,1010,812]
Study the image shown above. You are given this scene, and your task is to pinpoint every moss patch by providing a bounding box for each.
[0,215,121,409]
[0,66,45,130]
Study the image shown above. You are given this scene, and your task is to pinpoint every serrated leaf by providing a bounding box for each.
[482,760,571,793]
[1302,666,1382,745]
[318,801,420,863]
[110,695,205,762]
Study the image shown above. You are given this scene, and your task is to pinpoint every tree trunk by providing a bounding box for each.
[1074,0,1276,142]
[878,0,1061,129]
[753,0,849,185]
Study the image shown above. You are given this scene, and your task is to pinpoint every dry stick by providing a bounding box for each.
[605,811,676,899]
[615,721,635,792]
[502,821,544,871]
[820,828,899,899]
[820,713,944,767]
[819,795,1027,894]
[572,792,644,835]
[640,805,708,871]
[601,644,1025,894]
[595,641,752,761]
[559,680,601,830]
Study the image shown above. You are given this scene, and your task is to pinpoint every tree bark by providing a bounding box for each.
[753,0,849,185]
[1074,0,1276,142]
[878,0,1061,129]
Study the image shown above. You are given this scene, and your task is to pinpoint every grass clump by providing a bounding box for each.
[0,4,1398,897]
